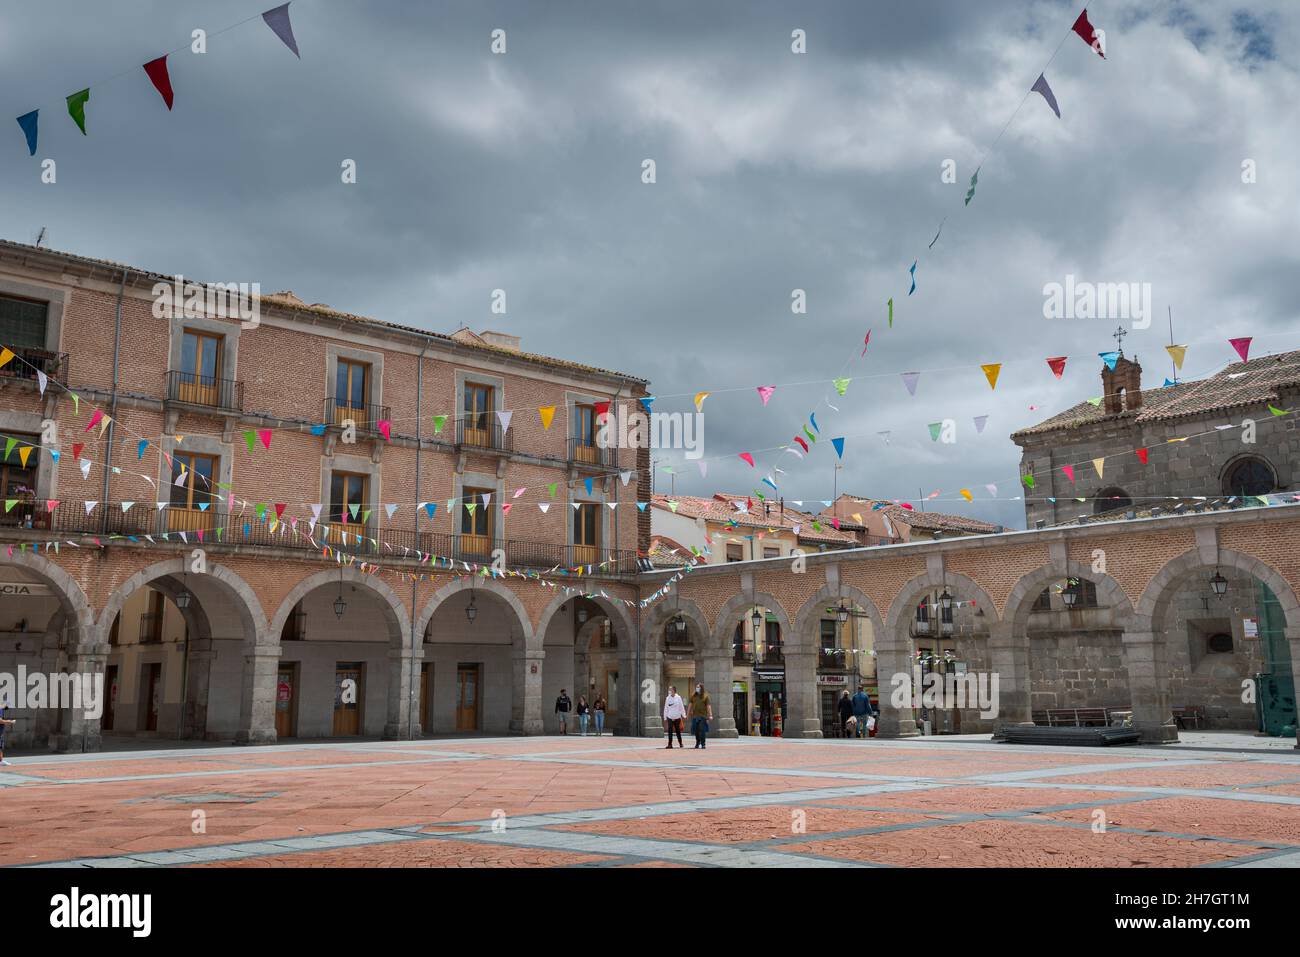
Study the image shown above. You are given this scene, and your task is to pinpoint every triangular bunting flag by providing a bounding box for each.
[538,406,555,430]
[1166,344,1186,370]
[1229,337,1252,363]
[1030,73,1060,118]
[756,385,775,406]
[16,110,38,155]
[143,56,174,110]
[981,363,1001,390]
[831,437,844,459]
[901,372,920,396]
[1047,356,1067,379]
[262,2,301,57]
[66,89,90,135]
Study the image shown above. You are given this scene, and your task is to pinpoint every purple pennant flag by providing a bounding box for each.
[901,371,921,396]
[1031,73,1060,118]
[262,3,301,58]
[973,414,989,434]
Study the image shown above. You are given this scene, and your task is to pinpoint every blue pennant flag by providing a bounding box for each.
[16,110,38,156]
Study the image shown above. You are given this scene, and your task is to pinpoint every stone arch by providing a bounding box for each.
[642,595,710,649]
[792,582,886,652]
[270,566,411,649]
[1004,560,1137,631]
[884,570,1001,636]
[415,575,533,649]
[1136,547,1300,626]
[1219,453,1278,497]
[0,549,95,643]
[96,557,267,647]
[710,590,793,653]
[534,590,636,649]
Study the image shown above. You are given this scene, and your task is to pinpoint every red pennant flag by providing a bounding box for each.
[143,56,174,110]
[1229,337,1252,363]
[594,400,610,422]
[739,452,754,467]
[1136,448,1148,464]
[274,503,286,519]
[72,442,84,460]
[1062,464,1075,482]
[378,419,392,441]
[257,429,272,450]
[1072,8,1105,57]
[85,409,103,432]
[1046,356,1067,379]
[793,436,809,453]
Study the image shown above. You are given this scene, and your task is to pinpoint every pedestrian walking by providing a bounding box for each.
[851,685,876,739]
[689,682,712,749]
[662,685,686,748]
[593,695,606,736]
[576,695,590,735]
[837,689,854,738]
[555,689,572,735]
[0,705,13,766]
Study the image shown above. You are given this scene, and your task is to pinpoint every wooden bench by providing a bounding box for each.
[1172,705,1206,730]
[1040,707,1112,728]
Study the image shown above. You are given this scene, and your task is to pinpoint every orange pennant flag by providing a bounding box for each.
[0,348,13,369]
[538,406,556,430]
[981,363,1001,390]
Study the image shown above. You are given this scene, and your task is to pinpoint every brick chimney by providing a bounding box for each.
[1102,354,1142,415]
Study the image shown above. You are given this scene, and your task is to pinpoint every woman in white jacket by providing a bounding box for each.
[663,685,686,749]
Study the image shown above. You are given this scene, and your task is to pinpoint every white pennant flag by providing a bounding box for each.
[310,503,322,520]
[619,470,632,486]
[606,502,618,510]
[571,502,582,510]
[79,458,92,479]
[496,410,513,433]
[481,492,491,506]
[36,370,47,395]
[84,501,97,515]
[538,503,550,513]
[121,502,134,513]
[384,503,399,520]
[174,470,188,486]
[157,500,169,510]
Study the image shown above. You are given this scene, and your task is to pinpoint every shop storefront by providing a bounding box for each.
[754,668,785,736]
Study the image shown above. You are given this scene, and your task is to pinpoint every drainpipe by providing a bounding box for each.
[100,267,127,532]
[408,338,429,740]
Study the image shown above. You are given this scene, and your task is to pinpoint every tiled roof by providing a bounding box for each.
[830,497,999,536]
[647,536,693,567]
[651,493,857,545]
[0,239,647,386]
[1012,350,1300,439]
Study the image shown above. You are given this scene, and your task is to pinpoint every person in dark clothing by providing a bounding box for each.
[576,695,590,735]
[555,689,572,734]
[837,690,855,737]
[851,685,876,738]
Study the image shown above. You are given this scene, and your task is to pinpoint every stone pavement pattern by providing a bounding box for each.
[3,735,1299,868]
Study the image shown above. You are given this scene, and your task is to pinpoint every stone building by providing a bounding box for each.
[1012,348,1300,529]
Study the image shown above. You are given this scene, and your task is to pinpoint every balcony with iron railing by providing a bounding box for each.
[10,503,642,575]
[0,346,69,386]
[732,640,754,664]
[166,370,243,413]
[567,436,616,469]
[138,612,163,644]
[455,416,512,453]
[323,397,390,433]
[818,648,849,671]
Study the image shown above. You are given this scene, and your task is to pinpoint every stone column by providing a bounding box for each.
[874,632,917,738]
[1122,629,1178,743]
[511,647,545,735]
[384,645,421,739]
[699,653,737,738]
[782,649,822,738]
[637,648,664,737]
[1286,627,1300,750]
[53,633,109,753]
[184,641,217,739]
[988,621,1031,728]
[235,643,279,744]
[31,629,63,747]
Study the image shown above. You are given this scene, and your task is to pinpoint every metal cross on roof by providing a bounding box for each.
[1112,325,1127,354]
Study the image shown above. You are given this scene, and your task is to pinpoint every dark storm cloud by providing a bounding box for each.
[1,0,1295,531]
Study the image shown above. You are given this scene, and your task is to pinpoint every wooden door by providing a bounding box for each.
[143,663,161,731]
[573,503,599,565]
[102,665,118,731]
[275,665,297,738]
[455,664,480,731]
[180,331,222,406]
[333,662,363,736]
[334,360,369,426]
[463,383,492,447]
[419,663,431,733]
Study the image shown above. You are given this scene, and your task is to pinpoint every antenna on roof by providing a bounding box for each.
[33,227,47,248]
[1167,306,1178,385]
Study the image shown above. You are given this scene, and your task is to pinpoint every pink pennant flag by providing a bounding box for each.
[257,429,272,450]
[502,503,512,515]
[1046,356,1067,379]
[739,452,755,467]
[85,409,103,432]
[46,499,58,512]
[378,420,392,441]
[984,484,997,497]
[861,329,871,356]
[1229,337,1252,363]
[1136,448,1149,464]
[756,386,776,406]
[513,487,526,498]
[1062,464,1075,482]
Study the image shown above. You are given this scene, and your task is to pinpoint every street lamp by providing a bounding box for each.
[333,567,346,619]
[466,585,478,624]
[836,601,850,624]
[175,572,192,611]
[939,588,953,614]
[1209,568,1228,598]
[1061,579,1079,609]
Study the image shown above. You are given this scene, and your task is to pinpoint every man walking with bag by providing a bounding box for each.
[689,682,713,749]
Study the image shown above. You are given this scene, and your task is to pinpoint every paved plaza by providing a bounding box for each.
[3,734,1299,868]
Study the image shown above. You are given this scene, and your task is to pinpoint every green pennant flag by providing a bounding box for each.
[349,503,360,519]
[964,166,979,206]
[887,297,893,328]
[466,503,476,515]
[1022,474,1036,489]
[1086,396,1103,407]
[244,430,257,453]
[803,424,816,443]
[433,414,447,434]
[833,377,850,397]
[3,437,15,460]
[1268,405,1287,416]
[928,422,942,441]
[256,503,267,520]
[67,89,90,134]
[548,483,558,499]
[4,499,15,513]
[361,509,371,524]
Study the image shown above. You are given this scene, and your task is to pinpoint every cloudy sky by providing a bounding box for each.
[2,0,1296,529]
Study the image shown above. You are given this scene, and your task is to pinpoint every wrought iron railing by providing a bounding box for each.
[323,397,390,433]
[568,436,614,468]
[0,347,69,385]
[456,416,512,453]
[166,370,243,412]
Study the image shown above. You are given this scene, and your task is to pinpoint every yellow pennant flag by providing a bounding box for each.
[694,391,710,412]
[959,489,973,502]
[981,363,1001,390]
[98,415,113,435]
[17,445,31,467]
[852,513,863,525]
[0,348,12,369]
[1165,344,1187,370]
[1092,457,1105,479]
[538,406,556,430]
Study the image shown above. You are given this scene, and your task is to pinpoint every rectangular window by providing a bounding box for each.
[335,360,369,414]
[176,331,224,406]
[463,383,492,430]
[763,546,780,559]
[328,471,369,525]
[460,487,492,538]
[575,405,596,446]
[0,295,48,349]
[573,502,599,563]
[1032,588,1052,612]
[726,543,744,562]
